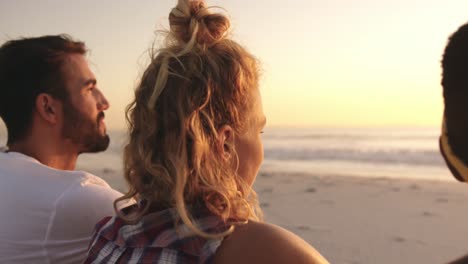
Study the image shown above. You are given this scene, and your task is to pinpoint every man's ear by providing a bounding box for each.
[217,125,234,160]
[35,93,60,124]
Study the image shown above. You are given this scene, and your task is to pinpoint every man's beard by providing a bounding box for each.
[61,101,110,154]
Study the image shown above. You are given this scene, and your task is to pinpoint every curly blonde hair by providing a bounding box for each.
[116,0,262,238]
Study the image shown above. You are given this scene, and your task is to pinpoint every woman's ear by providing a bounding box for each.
[217,125,234,160]
[35,93,60,125]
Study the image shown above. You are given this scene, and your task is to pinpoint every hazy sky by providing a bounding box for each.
[1,0,468,129]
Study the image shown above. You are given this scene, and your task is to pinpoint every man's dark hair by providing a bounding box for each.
[0,35,86,144]
[442,23,468,163]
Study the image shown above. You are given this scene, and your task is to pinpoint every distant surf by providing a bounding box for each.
[1,126,453,189]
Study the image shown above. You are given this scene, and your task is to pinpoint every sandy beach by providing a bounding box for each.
[81,164,468,264]
[256,172,468,264]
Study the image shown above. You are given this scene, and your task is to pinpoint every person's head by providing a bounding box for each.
[0,35,110,153]
[440,22,468,181]
[120,0,265,236]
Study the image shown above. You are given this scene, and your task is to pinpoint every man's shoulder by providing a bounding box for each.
[58,171,122,206]
[50,173,123,238]
[74,170,113,188]
[0,151,122,206]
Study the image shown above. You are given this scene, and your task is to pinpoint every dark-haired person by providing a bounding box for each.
[85,0,329,263]
[0,35,122,263]
[439,22,468,264]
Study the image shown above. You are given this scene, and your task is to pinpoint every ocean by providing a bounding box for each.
[0,127,454,191]
[260,127,450,181]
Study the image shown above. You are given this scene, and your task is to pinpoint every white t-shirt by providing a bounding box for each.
[0,151,123,263]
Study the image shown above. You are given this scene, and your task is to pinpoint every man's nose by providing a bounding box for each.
[97,90,110,111]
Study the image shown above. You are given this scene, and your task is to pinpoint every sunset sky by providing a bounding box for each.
[1,0,468,129]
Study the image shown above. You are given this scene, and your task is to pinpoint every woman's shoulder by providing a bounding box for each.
[213,221,329,264]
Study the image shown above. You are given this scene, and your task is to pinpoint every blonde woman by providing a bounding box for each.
[85,1,329,263]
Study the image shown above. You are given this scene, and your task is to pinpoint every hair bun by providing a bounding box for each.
[169,0,230,47]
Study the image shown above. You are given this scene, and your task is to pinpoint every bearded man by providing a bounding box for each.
[0,35,122,263]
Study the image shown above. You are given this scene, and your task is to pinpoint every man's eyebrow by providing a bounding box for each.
[84,78,97,86]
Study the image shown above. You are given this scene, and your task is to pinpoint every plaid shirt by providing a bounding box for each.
[84,205,230,264]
